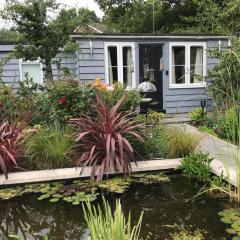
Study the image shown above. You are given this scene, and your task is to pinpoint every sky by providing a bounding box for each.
[0,0,104,27]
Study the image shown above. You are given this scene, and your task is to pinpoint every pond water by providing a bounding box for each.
[0,175,237,240]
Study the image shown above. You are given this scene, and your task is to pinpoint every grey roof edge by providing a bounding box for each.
[70,33,229,40]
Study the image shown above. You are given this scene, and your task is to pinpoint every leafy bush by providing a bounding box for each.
[178,152,213,182]
[23,125,74,170]
[0,83,17,122]
[0,120,27,178]
[148,111,165,126]
[83,197,143,240]
[215,105,240,144]
[70,94,143,181]
[208,38,240,110]
[189,107,207,126]
[97,82,141,112]
[46,80,95,124]
[171,230,204,240]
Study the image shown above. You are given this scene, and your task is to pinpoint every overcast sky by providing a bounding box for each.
[0,0,104,27]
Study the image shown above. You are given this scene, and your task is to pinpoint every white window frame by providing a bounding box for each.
[169,42,207,89]
[104,42,136,88]
[19,59,44,84]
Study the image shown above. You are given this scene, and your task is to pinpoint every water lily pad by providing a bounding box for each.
[38,194,51,200]
[49,198,59,203]
[226,228,237,235]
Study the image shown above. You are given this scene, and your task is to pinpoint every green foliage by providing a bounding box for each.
[17,74,45,113]
[46,81,95,124]
[0,83,16,121]
[189,107,207,126]
[22,125,74,170]
[147,111,165,126]
[0,172,169,201]
[83,197,143,240]
[0,28,19,41]
[99,83,141,112]
[8,235,48,240]
[178,152,213,182]
[37,181,98,205]
[208,38,240,111]
[198,125,217,137]
[215,105,240,144]
[171,229,204,240]
[140,126,200,159]
[219,208,240,238]
[97,0,240,34]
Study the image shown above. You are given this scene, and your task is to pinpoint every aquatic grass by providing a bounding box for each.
[83,197,143,240]
[23,125,74,170]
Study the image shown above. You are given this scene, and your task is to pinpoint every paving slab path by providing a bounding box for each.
[181,124,240,187]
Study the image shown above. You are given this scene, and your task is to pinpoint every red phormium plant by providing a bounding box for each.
[0,120,27,178]
[70,94,144,181]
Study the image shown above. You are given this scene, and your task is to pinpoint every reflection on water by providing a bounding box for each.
[0,176,236,240]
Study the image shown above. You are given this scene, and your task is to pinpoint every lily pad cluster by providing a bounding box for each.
[131,172,170,185]
[0,184,49,200]
[37,181,98,205]
[219,208,240,240]
[0,172,170,204]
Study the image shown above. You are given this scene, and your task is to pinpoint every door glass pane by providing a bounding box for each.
[108,46,118,85]
[21,63,42,84]
[172,46,185,84]
[190,46,203,83]
[123,46,133,86]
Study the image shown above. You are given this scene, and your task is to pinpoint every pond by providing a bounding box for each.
[0,175,236,240]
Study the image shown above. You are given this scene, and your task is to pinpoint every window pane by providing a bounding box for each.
[123,46,133,86]
[108,46,118,85]
[190,46,203,83]
[172,46,185,84]
[173,46,185,65]
[108,46,117,66]
[21,63,42,84]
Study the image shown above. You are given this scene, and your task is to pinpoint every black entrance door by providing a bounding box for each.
[139,44,164,112]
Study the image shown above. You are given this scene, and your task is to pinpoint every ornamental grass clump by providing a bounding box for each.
[0,120,27,178]
[70,94,144,181]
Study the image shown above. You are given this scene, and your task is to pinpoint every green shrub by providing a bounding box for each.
[0,83,17,121]
[134,125,200,159]
[189,107,207,126]
[46,80,95,124]
[215,105,240,144]
[178,152,213,182]
[23,125,74,170]
[83,197,143,240]
[171,230,204,240]
[148,111,165,125]
[98,83,141,112]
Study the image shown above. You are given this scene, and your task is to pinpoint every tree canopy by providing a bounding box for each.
[96,0,240,34]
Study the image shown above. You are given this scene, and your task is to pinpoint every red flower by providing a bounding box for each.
[0,101,3,108]
[59,96,68,105]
